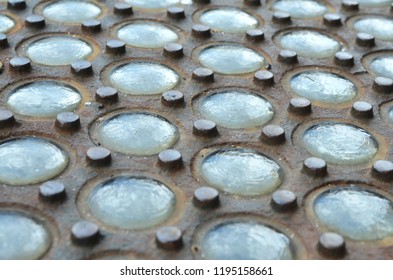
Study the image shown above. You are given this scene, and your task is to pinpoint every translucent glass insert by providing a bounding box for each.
[356,0,393,7]
[290,71,357,104]
[88,176,176,229]
[124,0,181,9]
[43,0,102,23]
[198,90,274,129]
[199,8,258,33]
[200,148,283,196]
[369,55,393,79]
[353,17,393,41]
[202,222,293,260]
[314,186,393,240]
[279,30,341,59]
[26,36,93,66]
[95,112,178,155]
[6,81,82,117]
[199,45,265,75]
[0,211,51,260]
[0,14,15,33]
[272,0,328,19]
[303,123,378,164]
[109,62,179,95]
[0,138,69,185]
[117,22,178,48]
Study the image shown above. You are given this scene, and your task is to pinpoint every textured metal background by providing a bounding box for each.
[0,0,393,260]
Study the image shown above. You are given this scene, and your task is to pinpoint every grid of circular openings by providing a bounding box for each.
[0,14,15,33]
[115,21,179,48]
[0,210,51,260]
[271,0,329,19]
[200,221,293,260]
[277,29,342,59]
[86,176,176,229]
[108,61,180,95]
[23,35,94,66]
[288,70,358,104]
[312,185,393,241]
[198,7,259,33]
[198,148,283,196]
[92,112,179,156]
[6,80,82,117]
[0,137,69,185]
[198,44,266,75]
[302,123,378,165]
[42,0,102,23]
[196,90,274,129]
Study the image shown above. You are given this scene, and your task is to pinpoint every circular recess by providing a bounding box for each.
[91,111,179,156]
[302,122,378,165]
[270,0,329,19]
[41,0,102,23]
[349,15,393,41]
[193,216,296,260]
[362,51,393,79]
[115,21,179,48]
[196,147,283,196]
[355,0,393,7]
[5,79,83,118]
[194,89,274,129]
[275,29,343,59]
[19,34,96,66]
[0,14,15,33]
[198,44,266,75]
[0,209,51,259]
[310,184,393,241]
[86,176,176,230]
[106,61,180,95]
[124,0,181,10]
[283,69,358,104]
[0,137,69,185]
[198,7,259,33]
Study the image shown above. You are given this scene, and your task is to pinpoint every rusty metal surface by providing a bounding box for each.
[0,0,393,260]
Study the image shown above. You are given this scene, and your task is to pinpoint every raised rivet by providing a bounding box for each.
[113,3,133,15]
[278,50,298,64]
[323,14,342,27]
[7,0,26,10]
[106,40,126,55]
[351,101,373,118]
[81,20,101,33]
[303,157,327,177]
[192,24,211,38]
[167,7,185,19]
[10,57,31,72]
[246,29,264,42]
[192,67,214,82]
[342,0,359,11]
[260,125,285,144]
[193,187,220,208]
[95,87,118,103]
[272,12,291,24]
[288,97,312,115]
[86,147,111,166]
[373,77,393,93]
[192,0,210,3]
[371,160,393,181]
[334,51,354,67]
[71,221,101,246]
[163,43,183,58]
[193,119,218,137]
[39,181,66,202]
[244,0,261,5]
[254,70,274,85]
[0,33,8,48]
[156,226,183,250]
[71,60,93,76]
[161,90,185,107]
[55,112,80,131]
[271,190,297,211]
[0,109,15,128]
[356,33,375,47]
[318,232,346,258]
[25,15,45,28]
[158,149,183,169]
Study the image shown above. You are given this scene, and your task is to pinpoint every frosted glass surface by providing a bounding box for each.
[272,0,328,18]
[43,1,101,23]
[124,0,180,9]
[356,0,393,6]
[369,55,393,79]
[353,17,393,41]
[0,14,14,33]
